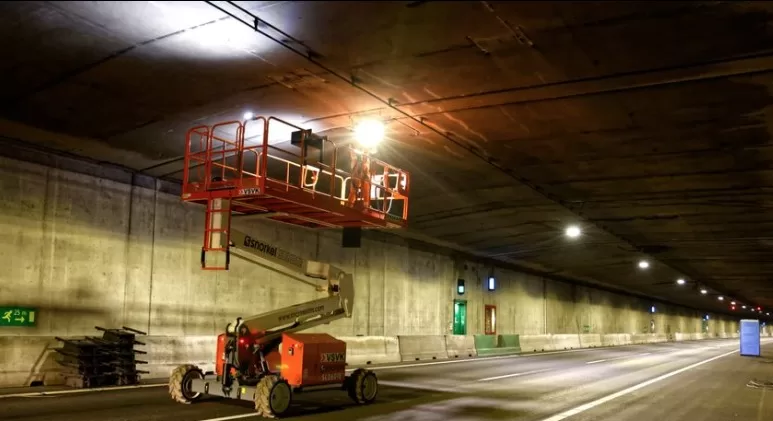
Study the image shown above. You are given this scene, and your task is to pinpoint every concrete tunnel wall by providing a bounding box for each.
[0,156,760,387]
[457,263,742,337]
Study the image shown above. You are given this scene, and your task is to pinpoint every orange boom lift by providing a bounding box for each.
[167,116,410,418]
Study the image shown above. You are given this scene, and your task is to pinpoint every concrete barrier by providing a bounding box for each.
[579,334,602,348]
[0,334,406,388]
[0,330,752,388]
[0,335,219,387]
[473,334,499,355]
[148,335,403,371]
[340,336,400,365]
[473,334,521,356]
[139,336,217,379]
[631,334,668,344]
[497,334,522,354]
[445,335,477,358]
[552,334,581,350]
[520,335,554,352]
[0,336,62,387]
[602,333,632,346]
[398,335,448,361]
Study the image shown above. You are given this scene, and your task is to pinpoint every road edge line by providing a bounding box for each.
[0,383,165,399]
[536,348,739,421]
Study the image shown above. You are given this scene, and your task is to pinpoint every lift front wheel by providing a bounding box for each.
[348,368,378,404]
[169,364,204,404]
[255,375,292,418]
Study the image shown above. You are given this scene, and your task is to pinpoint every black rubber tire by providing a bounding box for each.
[255,375,292,418]
[347,369,378,405]
[169,364,203,404]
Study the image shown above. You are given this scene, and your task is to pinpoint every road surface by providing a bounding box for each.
[2,339,772,421]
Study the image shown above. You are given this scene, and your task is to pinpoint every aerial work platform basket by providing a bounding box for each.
[182,116,410,269]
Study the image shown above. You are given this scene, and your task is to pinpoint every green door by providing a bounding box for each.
[453,300,467,335]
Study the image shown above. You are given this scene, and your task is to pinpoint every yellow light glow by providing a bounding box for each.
[354,119,385,150]
[565,225,581,238]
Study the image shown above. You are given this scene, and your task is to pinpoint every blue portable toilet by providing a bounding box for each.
[740,319,761,357]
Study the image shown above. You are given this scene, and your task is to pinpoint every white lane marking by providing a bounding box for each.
[536,348,739,421]
[0,383,165,399]
[344,354,521,372]
[520,347,618,358]
[478,368,552,382]
[378,380,460,393]
[195,414,259,421]
[587,352,654,365]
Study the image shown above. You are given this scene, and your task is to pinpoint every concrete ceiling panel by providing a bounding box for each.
[1,1,772,311]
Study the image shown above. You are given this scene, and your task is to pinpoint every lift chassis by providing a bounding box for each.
[168,229,378,418]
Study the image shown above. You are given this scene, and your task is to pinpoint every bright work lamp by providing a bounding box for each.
[354,119,385,151]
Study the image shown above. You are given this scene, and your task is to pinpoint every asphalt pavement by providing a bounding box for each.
[2,339,772,421]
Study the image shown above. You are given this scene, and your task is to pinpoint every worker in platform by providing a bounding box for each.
[348,149,372,209]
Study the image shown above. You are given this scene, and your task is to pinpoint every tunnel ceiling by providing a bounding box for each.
[2,1,773,315]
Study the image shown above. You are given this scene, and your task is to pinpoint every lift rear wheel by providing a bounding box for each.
[169,364,204,404]
[255,375,292,418]
[347,368,378,404]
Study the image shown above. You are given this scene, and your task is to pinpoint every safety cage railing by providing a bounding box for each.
[182,116,410,226]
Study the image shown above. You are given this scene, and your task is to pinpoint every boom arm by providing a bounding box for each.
[225,229,354,342]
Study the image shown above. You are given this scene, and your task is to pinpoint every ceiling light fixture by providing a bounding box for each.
[565,225,581,238]
[638,260,650,269]
[243,111,254,120]
[718,296,724,301]
[353,119,385,151]
[731,301,736,305]
[700,288,708,295]
[676,278,686,285]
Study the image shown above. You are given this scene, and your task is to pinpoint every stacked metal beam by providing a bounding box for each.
[55,326,148,388]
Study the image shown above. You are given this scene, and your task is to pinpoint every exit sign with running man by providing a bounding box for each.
[0,307,37,327]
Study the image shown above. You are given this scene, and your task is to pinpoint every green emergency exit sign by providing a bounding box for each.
[0,307,37,327]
